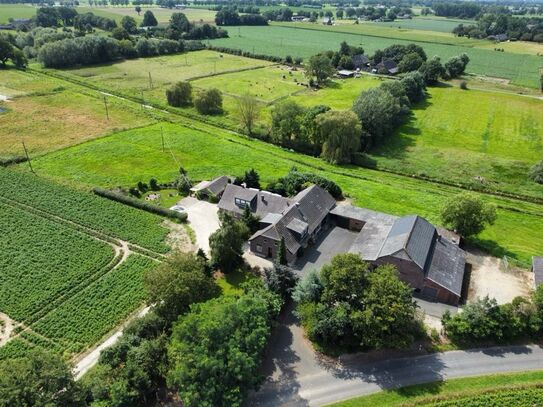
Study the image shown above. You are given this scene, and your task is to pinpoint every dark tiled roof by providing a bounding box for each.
[380,215,436,270]
[377,59,399,74]
[352,54,370,69]
[534,257,543,287]
[426,237,466,296]
[205,176,230,195]
[287,217,308,235]
[250,185,336,255]
[218,184,289,217]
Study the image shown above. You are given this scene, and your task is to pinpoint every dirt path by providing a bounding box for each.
[0,313,15,346]
[73,306,150,380]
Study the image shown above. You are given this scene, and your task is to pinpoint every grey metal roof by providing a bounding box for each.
[261,213,283,225]
[534,257,543,287]
[426,237,466,297]
[379,215,436,270]
[205,176,230,195]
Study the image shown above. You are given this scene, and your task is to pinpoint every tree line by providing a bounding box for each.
[453,14,543,42]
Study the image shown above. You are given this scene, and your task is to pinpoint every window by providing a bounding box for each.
[235,197,249,208]
[256,244,262,253]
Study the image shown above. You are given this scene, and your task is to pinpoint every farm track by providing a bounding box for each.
[30,68,543,210]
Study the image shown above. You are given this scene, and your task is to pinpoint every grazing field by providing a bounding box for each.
[0,201,114,322]
[0,169,170,253]
[29,122,543,266]
[209,25,543,88]
[368,86,543,198]
[54,50,273,102]
[0,4,36,23]
[32,254,154,354]
[362,17,470,33]
[0,69,154,160]
[192,65,305,102]
[76,6,217,24]
[331,371,543,407]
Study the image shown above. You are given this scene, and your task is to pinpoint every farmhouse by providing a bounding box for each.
[375,59,399,75]
[352,54,371,70]
[190,175,231,200]
[218,182,466,304]
[533,256,543,288]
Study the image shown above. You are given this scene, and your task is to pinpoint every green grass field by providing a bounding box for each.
[330,371,543,406]
[0,4,36,23]
[208,25,543,88]
[75,6,217,24]
[362,17,470,33]
[27,121,543,267]
[0,69,154,160]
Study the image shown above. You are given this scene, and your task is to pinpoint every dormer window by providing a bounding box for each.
[235,197,250,208]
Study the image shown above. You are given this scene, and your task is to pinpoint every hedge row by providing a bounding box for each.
[206,45,286,63]
[93,188,187,222]
[0,156,27,167]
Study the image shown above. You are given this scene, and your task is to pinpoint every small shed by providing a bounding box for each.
[337,70,355,78]
[533,257,543,288]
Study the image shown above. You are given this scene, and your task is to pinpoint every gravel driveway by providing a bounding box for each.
[178,197,220,254]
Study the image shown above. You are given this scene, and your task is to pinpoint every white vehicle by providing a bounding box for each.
[169,205,186,213]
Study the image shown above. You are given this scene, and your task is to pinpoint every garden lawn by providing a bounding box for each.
[330,371,543,407]
[0,69,154,160]
[369,85,543,199]
[208,25,543,88]
[29,122,543,267]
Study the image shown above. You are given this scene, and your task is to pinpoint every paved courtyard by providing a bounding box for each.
[294,226,359,274]
[178,197,219,253]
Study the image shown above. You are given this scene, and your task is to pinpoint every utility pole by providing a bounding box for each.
[141,90,144,110]
[238,27,240,37]
[185,54,188,65]
[148,71,153,90]
[22,140,34,174]
[161,126,165,152]
[103,96,109,120]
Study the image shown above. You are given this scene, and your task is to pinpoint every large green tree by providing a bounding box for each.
[271,100,305,147]
[194,88,223,115]
[141,10,158,27]
[316,110,361,164]
[440,193,497,237]
[306,54,334,85]
[0,350,85,407]
[145,251,219,322]
[166,81,192,107]
[209,212,248,273]
[167,285,282,407]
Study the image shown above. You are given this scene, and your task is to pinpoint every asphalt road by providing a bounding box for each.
[248,305,543,406]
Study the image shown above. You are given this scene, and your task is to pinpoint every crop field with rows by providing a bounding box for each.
[0,201,114,322]
[0,169,170,253]
[32,254,154,354]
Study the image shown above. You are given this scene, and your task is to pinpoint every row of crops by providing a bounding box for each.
[31,254,155,354]
[0,201,115,322]
[420,386,543,406]
[0,169,170,253]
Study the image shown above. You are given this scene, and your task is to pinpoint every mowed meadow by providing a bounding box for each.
[29,121,543,267]
[208,24,543,88]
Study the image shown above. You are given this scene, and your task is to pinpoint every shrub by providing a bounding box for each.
[193,88,223,115]
[166,82,192,107]
[459,80,468,90]
[529,159,543,184]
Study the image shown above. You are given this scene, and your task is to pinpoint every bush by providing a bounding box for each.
[529,159,543,184]
[193,88,223,115]
[459,80,468,90]
[166,81,192,107]
[93,188,187,222]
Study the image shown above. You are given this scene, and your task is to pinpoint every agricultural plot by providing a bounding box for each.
[0,201,114,322]
[56,50,273,103]
[32,254,154,354]
[0,4,36,23]
[76,6,217,24]
[209,25,543,88]
[0,169,170,253]
[0,70,154,160]
[29,122,543,266]
[370,86,543,199]
[192,65,305,103]
[364,17,470,33]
